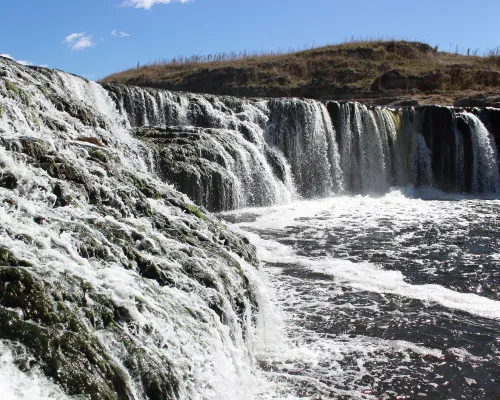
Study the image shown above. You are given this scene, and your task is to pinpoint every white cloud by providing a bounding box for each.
[63,32,95,51]
[40,64,49,68]
[112,29,130,37]
[121,0,190,10]
[0,54,13,60]
[63,33,85,43]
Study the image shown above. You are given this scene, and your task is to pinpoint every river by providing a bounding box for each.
[222,189,500,399]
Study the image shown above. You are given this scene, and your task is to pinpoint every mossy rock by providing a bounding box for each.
[186,204,208,221]
[0,247,32,267]
[0,171,18,189]
[0,267,133,399]
[122,344,179,400]
[40,160,89,186]
[5,137,53,160]
[4,80,32,106]
[90,150,108,163]
[48,94,107,129]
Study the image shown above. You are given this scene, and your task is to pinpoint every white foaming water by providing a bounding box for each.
[0,342,70,400]
[223,190,500,398]
[239,213,500,321]
[461,111,500,192]
[0,58,286,400]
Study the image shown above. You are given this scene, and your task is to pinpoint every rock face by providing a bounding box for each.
[133,126,240,212]
[371,69,443,92]
[454,93,500,108]
[0,57,262,400]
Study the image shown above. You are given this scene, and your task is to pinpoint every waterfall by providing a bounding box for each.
[2,56,500,399]
[0,58,280,400]
[266,99,342,198]
[101,83,500,205]
[4,61,499,214]
[460,112,500,192]
[454,124,466,192]
[101,83,500,206]
[331,103,434,194]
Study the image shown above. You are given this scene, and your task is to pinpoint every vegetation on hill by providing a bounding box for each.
[102,40,500,106]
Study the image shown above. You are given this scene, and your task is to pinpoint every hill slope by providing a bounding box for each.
[102,41,500,106]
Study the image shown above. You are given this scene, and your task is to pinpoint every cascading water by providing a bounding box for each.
[105,84,298,210]
[0,57,283,400]
[101,84,500,209]
[460,111,499,192]
[266,98,343,197]
[2,56,500,400]
[329,102,438,194]
[336,103,391,193]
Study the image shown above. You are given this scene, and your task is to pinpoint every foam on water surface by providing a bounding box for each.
[0,341,71,400]
[223,190,500,399]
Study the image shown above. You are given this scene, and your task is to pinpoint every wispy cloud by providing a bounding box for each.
[112,30,131,37]
[121,0,190,10]
[63,32,95,50]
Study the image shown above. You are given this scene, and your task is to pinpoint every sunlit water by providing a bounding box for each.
[221,189,500,399]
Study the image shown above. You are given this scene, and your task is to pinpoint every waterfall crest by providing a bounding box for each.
[102,85,500,211]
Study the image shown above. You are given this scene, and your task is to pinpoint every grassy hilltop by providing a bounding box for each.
[102,40,500,106]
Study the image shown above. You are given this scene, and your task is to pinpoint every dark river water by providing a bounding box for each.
[221,190,500,400]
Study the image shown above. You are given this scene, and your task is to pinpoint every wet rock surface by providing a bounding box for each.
[455,92,500,108]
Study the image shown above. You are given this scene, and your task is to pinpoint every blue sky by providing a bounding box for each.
[1,0,499,81]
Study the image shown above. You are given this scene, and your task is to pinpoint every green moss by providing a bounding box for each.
[0,106,3,117]
[152,193,162,200]
[91,150,108,163]
[131,175,146,190]
[0,267,130,399]
[32,112,39,126]
[186,204,208,221]
[5,80,20,95]
[39,86,53,96]
[0,247,32,267]
[18,138,52,160]
[23,91,32,106]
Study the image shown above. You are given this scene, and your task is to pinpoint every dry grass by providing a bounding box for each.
[101,39,500,101]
